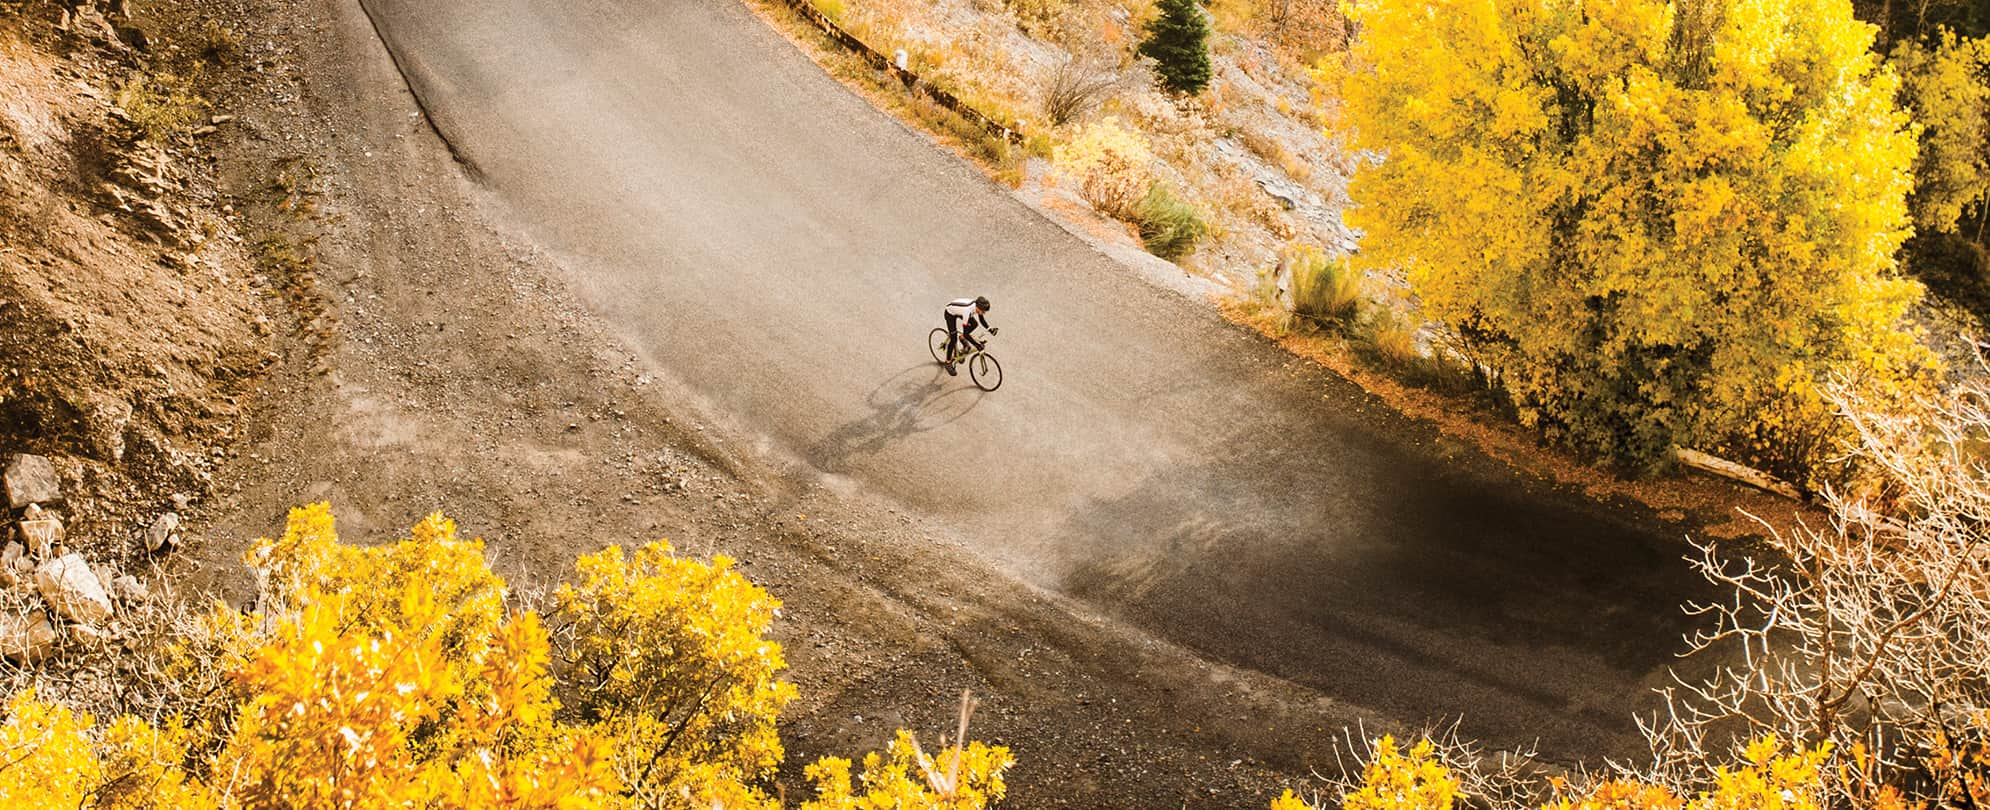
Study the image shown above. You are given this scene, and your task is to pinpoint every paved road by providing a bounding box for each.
[359,0,1715,758]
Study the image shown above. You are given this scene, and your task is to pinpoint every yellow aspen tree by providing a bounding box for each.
[1329,0,1934,485]
[1890,29,1990,237]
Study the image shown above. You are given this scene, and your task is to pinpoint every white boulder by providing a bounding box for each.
[0,610,57,662]
[35,554,113,625]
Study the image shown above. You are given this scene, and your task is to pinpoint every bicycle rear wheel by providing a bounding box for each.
[968,352,1002,391]
[928,328,951,364]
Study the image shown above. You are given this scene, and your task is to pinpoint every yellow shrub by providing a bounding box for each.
[1343,737,1460,810]
[1052,116,1156,219]
[1546,737,1827,810]
[0,692,222,809]
[1891,30,1990,234]
[553,542,798,807]
[248,506,507,668]
[209,505,619,807]
[0,504,1012,810]
[95,716,219,810]
[1273,735,1826,810]
[1270,790,1317,810]
[0,690,108,809]
[801,730,1015,810]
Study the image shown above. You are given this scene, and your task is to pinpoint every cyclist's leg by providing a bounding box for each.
[961,321,981,351]
[943,312,960,362]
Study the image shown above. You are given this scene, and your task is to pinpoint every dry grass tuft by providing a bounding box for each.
[116,68,209,142]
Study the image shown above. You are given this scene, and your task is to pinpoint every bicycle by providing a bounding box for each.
[928,326,1003,391]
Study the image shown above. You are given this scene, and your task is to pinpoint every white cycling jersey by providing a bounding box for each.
[945,298,989,330]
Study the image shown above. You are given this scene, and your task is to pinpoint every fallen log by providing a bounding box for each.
[1673,447,1803,500]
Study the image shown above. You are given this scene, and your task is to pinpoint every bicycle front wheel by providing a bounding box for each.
[928,328,951,364]
[968,352,1003,391]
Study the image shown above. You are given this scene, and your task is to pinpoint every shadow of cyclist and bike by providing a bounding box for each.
[808,362,988,474]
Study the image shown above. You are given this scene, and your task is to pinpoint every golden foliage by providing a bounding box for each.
[801,730,1014,810]
[1342,737,1461,810]
[1053,116,1157,219]
[0,690,114,809]
[1275,735,1828,810]
[203,504,618,808]
[1328,0,1935,485]
[0,504,1009,810]
[553,542,797,806]
[1890,29,1990,234]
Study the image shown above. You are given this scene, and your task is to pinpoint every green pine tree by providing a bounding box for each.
[1138,0,1212,95]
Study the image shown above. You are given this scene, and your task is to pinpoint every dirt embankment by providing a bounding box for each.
[0,3,274,564]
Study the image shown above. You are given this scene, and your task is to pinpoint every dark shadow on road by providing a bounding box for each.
[1046,448,1723,763]
[809,362,987,473]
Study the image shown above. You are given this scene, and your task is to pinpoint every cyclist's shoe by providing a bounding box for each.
[944,362,958,376]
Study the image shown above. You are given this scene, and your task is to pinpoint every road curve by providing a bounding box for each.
[359,0,1714,758]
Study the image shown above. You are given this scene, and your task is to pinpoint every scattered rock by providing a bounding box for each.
[0,543,20,589]
[17,516,62,559]
[111,575,148,602]
[112,24,149,52]
[83,397,133,462]
[3,454,60,508]
[170,492,192,511]
[145,512,180,553]
[36,554,114,625]
[0,610,58,663]
[69,623,110,644]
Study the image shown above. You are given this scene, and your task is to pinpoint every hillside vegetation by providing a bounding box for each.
[792,0,1360,284]
[0,505,1013,809]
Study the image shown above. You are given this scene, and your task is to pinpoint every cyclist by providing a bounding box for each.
[942,296,996,375]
